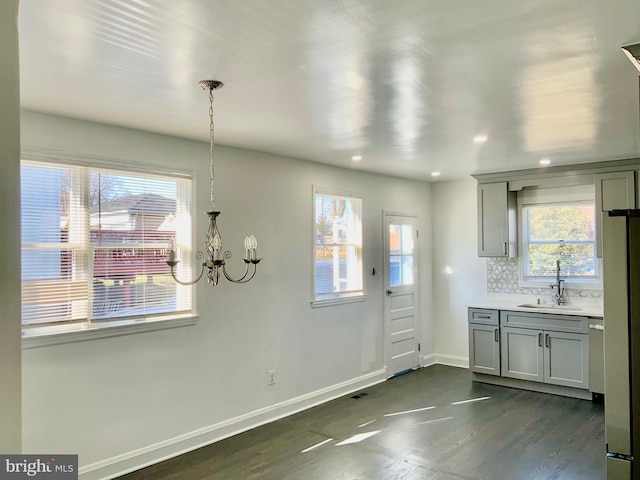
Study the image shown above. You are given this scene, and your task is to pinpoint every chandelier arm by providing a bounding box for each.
[168,251,207,286]
[221,261,256,284]
[170,263,207,286]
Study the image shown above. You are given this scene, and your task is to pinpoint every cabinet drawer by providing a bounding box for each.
[468,308,499,326]
[501,311,588,334]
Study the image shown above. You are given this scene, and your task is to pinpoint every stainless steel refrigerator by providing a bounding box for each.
[604,210,640,479]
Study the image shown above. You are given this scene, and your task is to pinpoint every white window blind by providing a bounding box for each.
[21,160,193,329]
[313,189,363,301]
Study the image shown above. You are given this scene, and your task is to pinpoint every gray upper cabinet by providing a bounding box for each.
[477,182,517,257]
[595,171,635,258]
[474,162,640,260]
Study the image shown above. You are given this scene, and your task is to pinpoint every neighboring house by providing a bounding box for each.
[89,192,176,294]
[90,193,176,232]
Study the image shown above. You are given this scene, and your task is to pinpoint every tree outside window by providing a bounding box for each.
[522,202,597,280]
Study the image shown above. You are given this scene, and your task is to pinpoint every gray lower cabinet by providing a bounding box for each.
[469,323,500,376]
[500,313,589,390]
[468,308,500,376]
[500,326,543,382]
[544,330,589,389]
[470,308,591,391]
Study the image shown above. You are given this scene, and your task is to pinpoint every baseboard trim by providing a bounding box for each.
[79,369,387,480]
[420,354,468,369]
[435,354,469,369]
[421,353,436,367]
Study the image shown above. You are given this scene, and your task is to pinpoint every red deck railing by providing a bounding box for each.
[61,229,175,280]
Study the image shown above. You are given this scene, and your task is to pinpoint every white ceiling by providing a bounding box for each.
[17,0,640,181]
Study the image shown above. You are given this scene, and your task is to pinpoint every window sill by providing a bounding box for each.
[518,279,602,290]
[22,313,198,349]
[311,294,367,308]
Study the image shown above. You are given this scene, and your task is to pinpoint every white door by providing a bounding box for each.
[384,214,420,378]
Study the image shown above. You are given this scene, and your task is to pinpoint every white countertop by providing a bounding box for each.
[468,302,603,318]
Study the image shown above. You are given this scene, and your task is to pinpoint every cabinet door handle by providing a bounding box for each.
[503,242,507,255]
[538,332,543,347]
[477,314,491,319]
[545,333,550,348]
[494,329,499,342]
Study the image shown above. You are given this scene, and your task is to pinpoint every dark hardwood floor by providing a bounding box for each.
[119,365,605,480]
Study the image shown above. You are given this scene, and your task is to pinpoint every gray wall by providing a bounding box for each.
[20,111,434,478]
[432,178,487,365]
[0,0,22,454]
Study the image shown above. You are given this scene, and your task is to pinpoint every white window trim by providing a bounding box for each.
[22,314,198,349]
[311,186,366,307]
[518,259,603,289]
[20,150,199,343]
[311,293,368,309]
[517,185,602,289]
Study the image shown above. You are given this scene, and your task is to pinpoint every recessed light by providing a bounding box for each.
[431,171,441,177]
[539,158,551,166]
[473,134,488,143]
[352,155,362,161]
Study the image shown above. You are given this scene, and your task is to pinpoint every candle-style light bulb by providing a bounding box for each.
[168,237,177,263]
[244,236,251,259]
[249,234,257,260]
[213,233,222,261]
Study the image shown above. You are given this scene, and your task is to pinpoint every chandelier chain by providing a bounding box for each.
[209,87,215,211]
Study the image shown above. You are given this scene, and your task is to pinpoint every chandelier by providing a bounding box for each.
[166,80,261,285]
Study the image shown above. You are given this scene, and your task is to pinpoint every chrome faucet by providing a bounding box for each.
[550,259,565,306]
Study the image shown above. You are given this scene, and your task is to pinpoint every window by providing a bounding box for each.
[521,202,597,281]
[313,188,364,305]
[389,224,414,287]
[21,159,193,338]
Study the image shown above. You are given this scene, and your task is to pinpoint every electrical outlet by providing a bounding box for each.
[268,370,276,385]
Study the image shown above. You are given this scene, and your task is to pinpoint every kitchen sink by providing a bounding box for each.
[517,303,582,311]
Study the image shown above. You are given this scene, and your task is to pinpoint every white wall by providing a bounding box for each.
[0,0,22,454]
[20,111,433,478]
[431,178,487,366]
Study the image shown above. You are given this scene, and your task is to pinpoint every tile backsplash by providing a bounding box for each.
[487,257,602,299]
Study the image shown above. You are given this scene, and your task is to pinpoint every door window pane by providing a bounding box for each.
[389,222,414,287]
[401,225,414,254]
[402,255,414,285]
